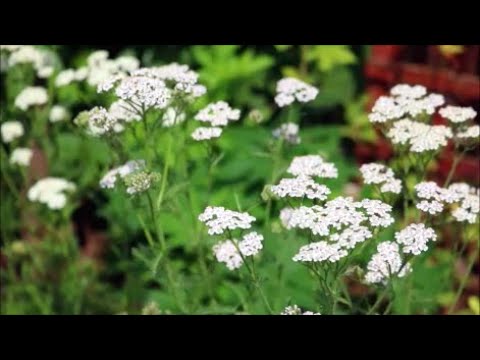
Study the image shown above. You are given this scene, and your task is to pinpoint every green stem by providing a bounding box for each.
[448,246,478,314]
[444,148,466,187]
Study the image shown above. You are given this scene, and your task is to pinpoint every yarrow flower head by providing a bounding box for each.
[448,183,479,224]
[271,176,331,200]
[395,223,437,255]
[1,121,24,143]
[124,171,160,195]
[27,177,76,210]
[199,206,256,236]
[368,84,445,123]
[281,305,320,315]
[14,86,48,111]
[10,147,32,167]
[387,119,452,152]
[275,78,319,107]
[456,125,479,140]
[286,196,392,264]
[49,105,69,123]
[194,101,240,127]
[75,107,120,137]
[287,155,338,179]
[414,181,461,215]
[365,241,411,284]
[99,160,146,189]
[212,231,264,270]
[272,122,301,144]
[191,127,222,141]
[6,45,54,79]
[439,106,477,124]
[360,163,402,194]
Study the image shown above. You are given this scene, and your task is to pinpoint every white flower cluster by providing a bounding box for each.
[132,63,206,98]
[281,305,320,315]
[213,232,264,270]
[457,125,479,139]
[195,101,240,127]
[449,183,479,224]
[124,171,159,195]
[293,241,347,263]
[14,86,48,111]
[49,105,69,123]
[5,45,54,78]
[368,84,445,123]
[415,181,460,215]
[1,121,24,143]
[110,75,171,110]
[272,122,301,144]
[271,176,331,200]
[10,147,32,167]
[287,196,393,264]
[360,163,402,194]
[395,223,437,255]
[199,206,256,236]
[365,242,411,284]
[100,160,146,189]
[56,50,140,88]
[387,118,452,152]
[192,101,240,141]
[27,177,76,210]
[439,106,477,124]
[287,155,338,179]
[274,78,319,107]
[85,107,120,136]
[191,127,223,141]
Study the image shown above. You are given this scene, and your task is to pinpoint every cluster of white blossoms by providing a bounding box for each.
[369,84,445,123]
[213,232,264,270]
[386,118,452,152]
[286,196,393,264]
[360,163,402,194]
[10,147,32,167]
[198,206,256,236]
[271,176,331,200]
[192,101,240,141]
[274,78,319,107]
[448,183,480,224]
[281,305,320,315]
[395,223,437,255]
[124,171,160,195]
[456,125,479,140]
[3,45,54,78]
[132,63,206,98]
[365,223,437,284]
[100,160,146,189]
[287,155,338,178]
[272,122,301,144]
[1,121,24,143]
[415,181,460,215]
[84,107,120,136]
[195,101,240,127]
[49,105,69,123]
[27,177,76,210]
[191,127,222,141]
[14,86,48,111]
[365,242,411,285]
[439,106,477,124]
[56,50,140,88]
